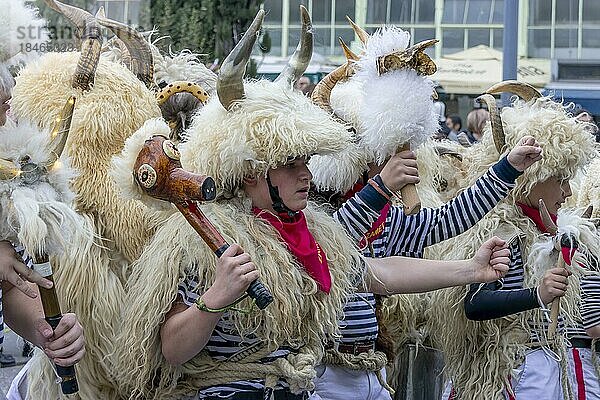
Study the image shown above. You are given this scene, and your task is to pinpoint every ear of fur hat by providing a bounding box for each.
[111,118,175,211]
[0,0,49,66]
[356,26,439,163]
[309,79,373,194]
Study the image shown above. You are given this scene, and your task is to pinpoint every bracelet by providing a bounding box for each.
[367,178,391,202]
[195,294,249,314]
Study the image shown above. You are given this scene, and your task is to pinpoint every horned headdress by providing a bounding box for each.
[309,21,439,200]
[468,81,598,202]
[180,8,352,196]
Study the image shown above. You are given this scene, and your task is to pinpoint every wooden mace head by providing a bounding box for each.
[133,135,216,204]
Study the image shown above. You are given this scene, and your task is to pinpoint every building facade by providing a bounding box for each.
[261,0,600,61]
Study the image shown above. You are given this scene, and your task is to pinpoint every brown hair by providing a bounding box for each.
[466,108,490,135]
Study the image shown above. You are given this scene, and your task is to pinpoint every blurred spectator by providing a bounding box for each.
[458,108,490,146]
[295,76,315,97]
[445,115,462,142]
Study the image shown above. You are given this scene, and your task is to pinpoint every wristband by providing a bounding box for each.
[195,294,249,313]
[367,178,391,202]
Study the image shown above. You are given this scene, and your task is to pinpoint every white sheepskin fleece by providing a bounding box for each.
[309,79,374,193]
[464,97,599,201]
[110,118,174,211]
[356,27,438,163]
[180,79,352,194]
[0,0,48,64]
[0,118,88,255]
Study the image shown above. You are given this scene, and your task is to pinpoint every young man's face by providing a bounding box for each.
[528,176,572,215]
[251,157,312,212]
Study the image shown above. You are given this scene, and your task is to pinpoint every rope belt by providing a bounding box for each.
[181,345,319,397]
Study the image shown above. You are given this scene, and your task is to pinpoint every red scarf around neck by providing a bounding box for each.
[516,202,557,234]
[253,208,331,293]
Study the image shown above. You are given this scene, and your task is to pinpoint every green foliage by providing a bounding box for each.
[259,29,271,54]
[149,0,263,63]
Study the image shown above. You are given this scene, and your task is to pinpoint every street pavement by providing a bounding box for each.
[0,329,31,395]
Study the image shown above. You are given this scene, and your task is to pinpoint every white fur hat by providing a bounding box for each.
[0,0,49,65]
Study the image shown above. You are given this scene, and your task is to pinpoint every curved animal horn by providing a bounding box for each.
[157,81,210,105]
[345,16,369,45]
[0,159,20,180]
[340,39,359,61]
[476,94,506,154]
[274,5,313,85]
[311,38,357,120]
[46,96,76,167]
[486,80,542,102]
[44,0,102,91]
[96,7,155,88]
[217,10,265,110]
[538,199,559,235]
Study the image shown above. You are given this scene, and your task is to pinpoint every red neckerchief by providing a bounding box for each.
[344,184,391,246]
[253,207,331,293]
[516,202,577,265]
[516,202,557,234]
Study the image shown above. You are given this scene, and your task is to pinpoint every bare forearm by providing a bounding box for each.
[160,291,224,365]
[365,256,474,294]
[2,282,46,347]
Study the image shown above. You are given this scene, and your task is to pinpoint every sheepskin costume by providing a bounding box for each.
[102,32,217,139]
[427,95,599,400]
[108,75,369,398]
[0,118,90,253]
[11,48,163,399]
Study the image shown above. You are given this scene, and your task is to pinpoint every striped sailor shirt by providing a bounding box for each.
[333,159,518,344]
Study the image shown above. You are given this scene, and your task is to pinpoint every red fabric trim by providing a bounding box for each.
[358,203,391,248]
[506,374,516,400]
[573,348,587,400]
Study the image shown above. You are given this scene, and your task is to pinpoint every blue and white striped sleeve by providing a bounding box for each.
[333,175,391,243]
[580,275,600,330]
[422,157,518,247]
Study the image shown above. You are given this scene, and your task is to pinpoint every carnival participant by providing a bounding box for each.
[308,24,542,400]
[110,10,512,400]
[426,82,600,400]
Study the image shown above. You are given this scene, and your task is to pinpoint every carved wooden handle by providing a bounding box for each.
[177,203,273,310]
[32,254,79,395]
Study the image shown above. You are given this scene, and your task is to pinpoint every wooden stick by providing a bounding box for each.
[393,143,421,215]
[547,254,566,340]
[31,253,79,394]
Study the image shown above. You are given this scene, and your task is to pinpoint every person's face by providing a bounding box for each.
[527,176,572,215]
[296,77,310,92]
[248,157,312,212]
[445,117,454,131]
